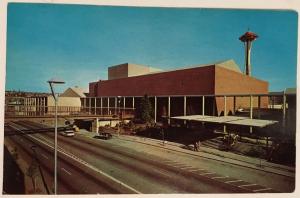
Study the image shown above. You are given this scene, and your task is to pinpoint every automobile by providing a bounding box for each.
[60,130,75,137]
[96,132,112,140]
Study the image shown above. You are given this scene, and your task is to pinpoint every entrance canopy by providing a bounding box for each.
[171,115,278,128]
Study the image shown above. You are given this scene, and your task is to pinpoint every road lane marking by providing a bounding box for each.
[178,165,193,169]
[8,123,142,194]
[212,176,229,179]
[253,188,272,192]
[226,179,243,183]
[189,169,201,172]
[157,171,171,178]
[61,167,72,175]
[239,183,258,187]
[41,153,49,160]
[199,172,215,175]
[185,167,200,171]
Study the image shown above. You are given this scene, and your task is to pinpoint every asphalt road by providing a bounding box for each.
[4,120,284,194]
[4,122,135,194]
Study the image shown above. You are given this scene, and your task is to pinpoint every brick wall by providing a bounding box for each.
[89,64,269,117]
[108,63,128,80]
[89,82,98,97]
[94,65,216,96]
[214,66,269,115]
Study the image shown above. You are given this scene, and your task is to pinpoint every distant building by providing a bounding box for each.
[47,86,89,115]
[5,87,90,116]
[60,86,89,98]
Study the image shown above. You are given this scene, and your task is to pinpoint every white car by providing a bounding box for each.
[60,130,75,137]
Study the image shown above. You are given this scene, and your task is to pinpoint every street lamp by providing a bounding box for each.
[47,78,65,194]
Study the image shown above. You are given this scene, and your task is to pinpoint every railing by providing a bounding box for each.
[4,105,135,117]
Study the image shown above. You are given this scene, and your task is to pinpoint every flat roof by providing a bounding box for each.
[171,115,278,128]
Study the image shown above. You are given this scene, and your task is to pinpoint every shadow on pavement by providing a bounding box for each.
[3,146,25,194]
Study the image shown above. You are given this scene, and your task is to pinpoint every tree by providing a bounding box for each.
[136,94,154,124]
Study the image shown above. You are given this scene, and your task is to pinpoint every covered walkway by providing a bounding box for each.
[171,115,278,128]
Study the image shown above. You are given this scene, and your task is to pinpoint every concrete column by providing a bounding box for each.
[84,98,86,113]
[202,96,205,116]
[27,98,31,115]
[24,98,27,116]
[41,98,43,115]
[27,98,30,116]
[41,97,44,115]
[100,97,103,115]
[42,97,45,115]
[115,97,117,115]
[223,96,227,133]
[123,97,126,115]
[39,97,41,115]
[212,97,216,116]
[258,96,261,118]
[223,124,227,134]
[283,93,286,119]
[132,97,135,109]
[250,95,253,119]
[30,98,32,115]
[35,98,37,116]
[282,93,287,130]
[89,97,92,115]
[183,96,187,116]
[28,98,30,115]
[183,96,187,125]
[233,96,236,115]
[94,97,97,115]
[250,95,253,133]
[168,96,171,124]
[32,98,35,115]
[107,97,110,115]
[154,96,157,123]
[37,97,42,115]
[95,118,99,134]
[36,98,39,116]
[224,96,227,117]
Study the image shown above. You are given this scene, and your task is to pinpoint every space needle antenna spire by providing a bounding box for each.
[239,30,258,76]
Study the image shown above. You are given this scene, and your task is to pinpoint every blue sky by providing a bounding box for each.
[6,3,298,93]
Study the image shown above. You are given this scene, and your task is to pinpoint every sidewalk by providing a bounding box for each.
[77,130,295,178]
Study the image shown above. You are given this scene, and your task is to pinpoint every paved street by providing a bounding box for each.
[4,120,294,194]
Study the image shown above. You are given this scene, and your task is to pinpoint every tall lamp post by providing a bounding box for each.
[47,78,65,194]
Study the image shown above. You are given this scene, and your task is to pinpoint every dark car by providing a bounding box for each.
[97,132,112,140]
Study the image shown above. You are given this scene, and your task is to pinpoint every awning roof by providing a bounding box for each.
[171,115,278,128]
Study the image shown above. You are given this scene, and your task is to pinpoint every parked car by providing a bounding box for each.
[97,132,112,140]
[60,130,75,137]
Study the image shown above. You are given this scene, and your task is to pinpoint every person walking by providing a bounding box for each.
[194,141,199,151]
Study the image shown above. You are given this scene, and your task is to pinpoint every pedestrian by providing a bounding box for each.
[197,140,201,150]
[194,141,199,151]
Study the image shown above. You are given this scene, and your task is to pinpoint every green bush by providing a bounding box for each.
[246,146,265,158]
